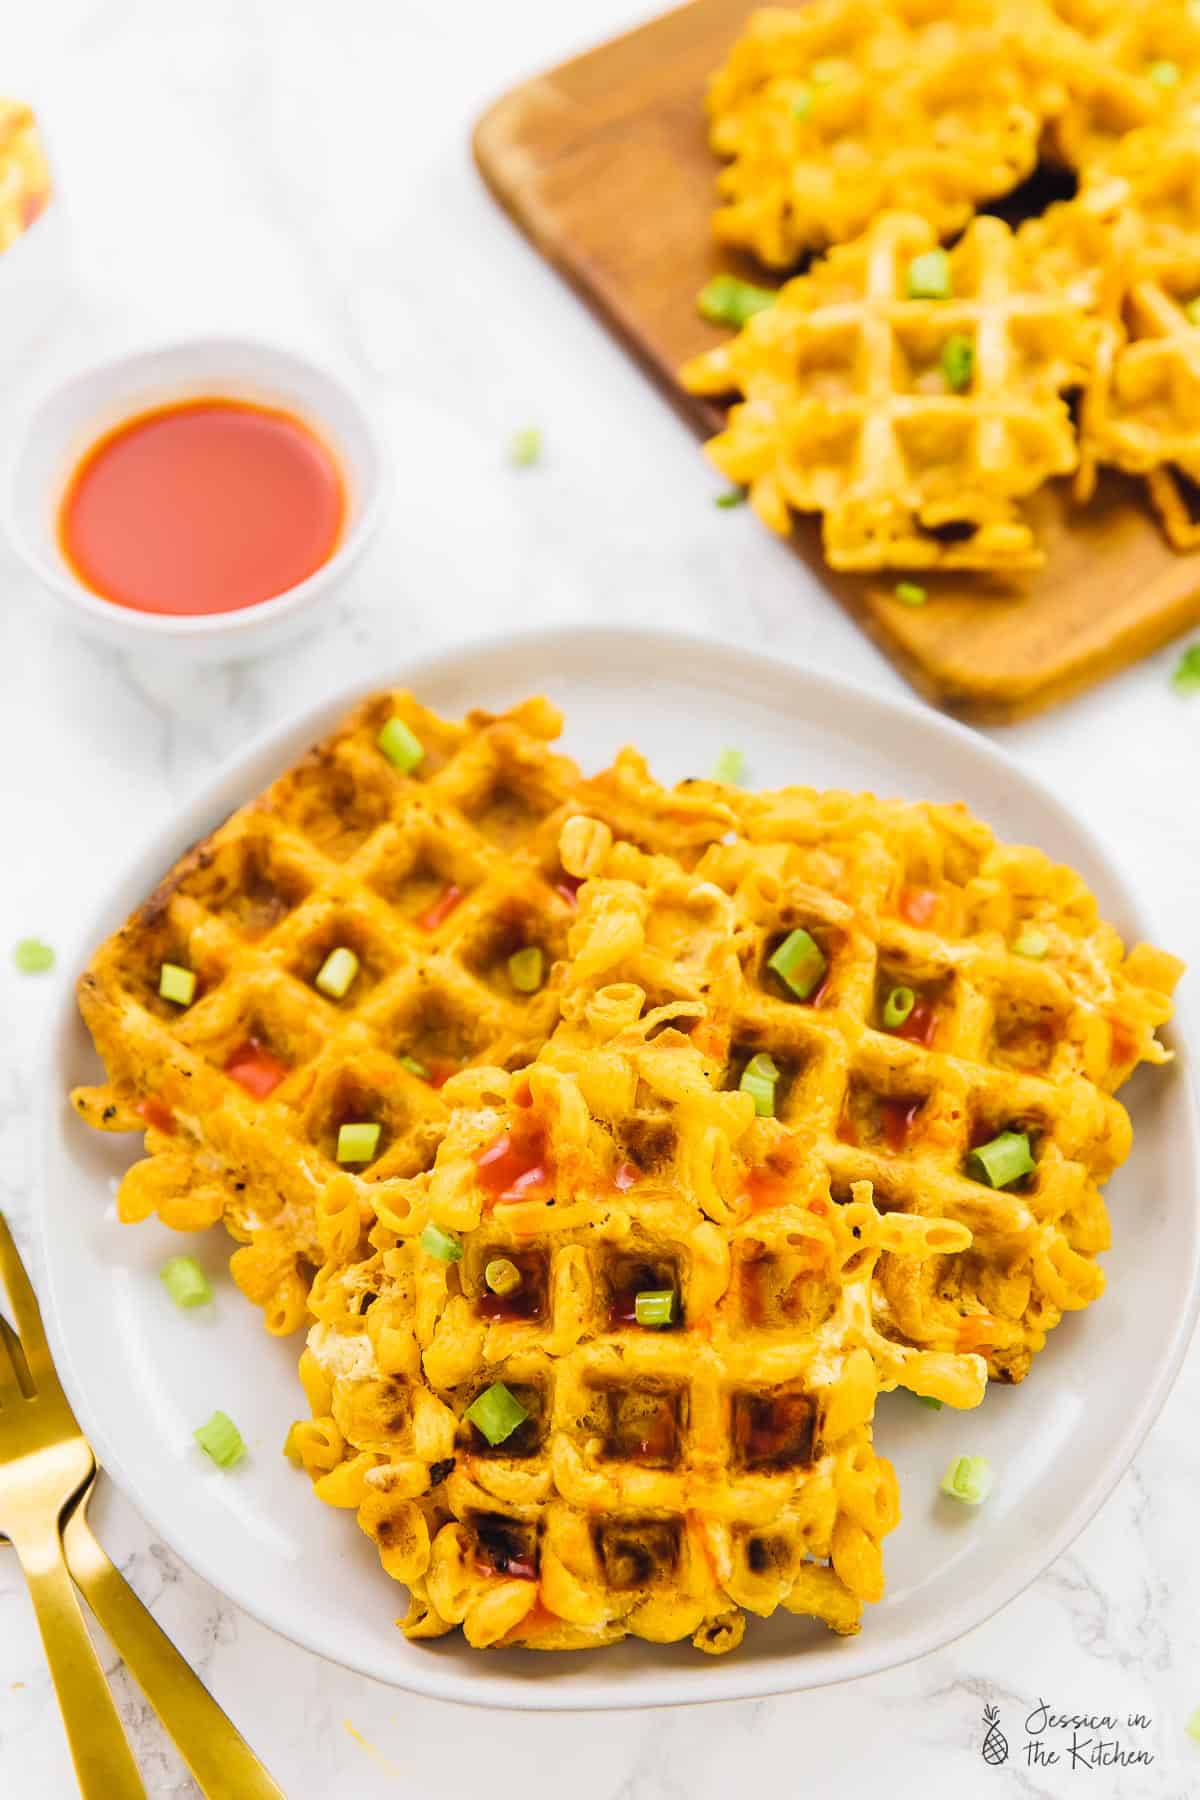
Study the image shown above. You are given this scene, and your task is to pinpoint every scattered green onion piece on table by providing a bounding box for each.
[906,249,951,300]
[160,1255,213,1309]
[712,747,746,784]
[315,946,359,999]
[697,273,778,328]
[634,1289,676,1328]
[940,1454,993,1505]
[377,717,424,772]
[508,946,545,994]
[484,1257,522,1296]
[466,1382,528,1446]
[13,937,54,974]
[969,1130,1034,1189]
[337,1121,381,1164]
[791,86,813,119]
[194,1411,245,1469]
[158,962,196,1007]
[940,334,974,391]
[1171,644,1200,693]
[895,581,927,606]
[767,928,827,1000]
[739,1051,780,1117]
[882,985,916,1029]
[1185,297,1200,326]
[1150,59,1180,87]
[715,487,747,508]
[399,1053,429,1078]
[510,426,542,467]
[420,1222,463,1264]
[1187,1705,1200,1744]
[915,1394,944,1410]
[1012,929,1048,959]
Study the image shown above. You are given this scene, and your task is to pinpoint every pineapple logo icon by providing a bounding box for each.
[981,1705,1009,1766]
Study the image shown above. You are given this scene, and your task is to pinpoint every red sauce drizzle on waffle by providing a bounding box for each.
[475,1125,552,1205]
[414,884,464,932]
[897,885,939,927]
[223,1038,289,1098]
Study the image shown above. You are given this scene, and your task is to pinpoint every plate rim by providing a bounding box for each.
[32,621,1200,1710]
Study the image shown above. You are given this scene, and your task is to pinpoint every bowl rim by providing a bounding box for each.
[31,622,1200,1709]
[2,332,390,640]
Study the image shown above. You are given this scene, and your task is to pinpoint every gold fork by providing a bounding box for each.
[0,1217,284,1800]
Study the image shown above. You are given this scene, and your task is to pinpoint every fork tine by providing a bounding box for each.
[0,1312,25,1408]
[0,1215,53,1389]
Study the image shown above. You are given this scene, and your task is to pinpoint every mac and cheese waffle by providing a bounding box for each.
[71,694,590,1333]
[1033,0,1200,172]
[680,211,1097,571]
[292,1021,985,1654]
[706,1,1051,266]
[560,758,1181,1384]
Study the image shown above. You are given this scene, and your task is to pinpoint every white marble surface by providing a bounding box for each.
[2,3,1200,1795]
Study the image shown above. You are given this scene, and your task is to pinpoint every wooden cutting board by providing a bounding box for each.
[473,0,1200,724]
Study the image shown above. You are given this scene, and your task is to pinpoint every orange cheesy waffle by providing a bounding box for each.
[71,694,592,1333]
[559,756,1182,1384]
[290,1020,985,1655]
[72,695,740,1335]
[681,210,1098,572]
[706,0,1055,266]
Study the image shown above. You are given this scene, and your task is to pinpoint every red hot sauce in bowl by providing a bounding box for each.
[58,398,345,616]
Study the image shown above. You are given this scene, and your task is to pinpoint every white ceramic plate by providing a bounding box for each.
[36,627,1199,1710]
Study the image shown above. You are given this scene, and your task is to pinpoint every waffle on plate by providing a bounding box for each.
[74,693,1182,1656]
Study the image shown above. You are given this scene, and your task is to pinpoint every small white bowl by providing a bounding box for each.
[4,336,389,662]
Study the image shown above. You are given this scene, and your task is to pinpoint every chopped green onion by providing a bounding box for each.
[1187,1704,1200,1743]
[968,1130,1034,1189]
[915,1394,944,1410]
[510,426,542,467]
[399,1053,429,1078]
[940,334,974,391]
[158,962,196,1007]
[315,946,359,999]
[811,57,841,83]
[698,274,778,328]
[160,1255,213,1309]
[739,1051,780,1117]
[906,249,951,300]
[1012,928,1048,959]
[791,86,813,119]
[712,747,746,784]
[466,1382,528,1446]
[484,1257,521,1296]
[882,985,916,1029]
[634,1289,676,1328]
[767,928,827,1000]
[13,937,54,974]
[1185,297,1200,326]
[715,487,747,508]
[194,1411,245,1469]
[336,1121,381,1164]
[1171,644,1200,693]
[507,946,545,994]
[1149,59,1180,88]
[420,1222,463,1263]
[894,581,927,606]
[377,717,424,773]
[940,1453,993,1505]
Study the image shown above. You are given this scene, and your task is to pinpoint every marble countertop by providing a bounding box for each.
[3,3,1200,1795]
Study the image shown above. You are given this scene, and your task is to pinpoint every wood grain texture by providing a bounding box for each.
[472,0,1200,723]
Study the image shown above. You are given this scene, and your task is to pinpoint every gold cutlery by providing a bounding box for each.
[0,1215,284,1799]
